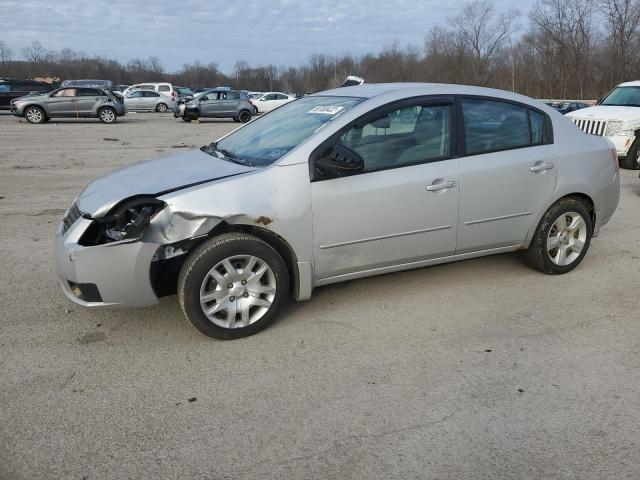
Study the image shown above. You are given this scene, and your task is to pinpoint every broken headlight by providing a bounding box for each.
[104,199,166,242]
[79,198,166,245]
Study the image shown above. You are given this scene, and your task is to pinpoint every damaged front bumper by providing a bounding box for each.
[54,218,160,308]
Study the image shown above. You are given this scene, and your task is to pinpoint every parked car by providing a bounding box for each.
[549,101,590,115]
[175,89,253,122]
[11,86,125,123]
[61,79,114,90]
[122,83,177,103]
[54,83,619,339]
[0,78,53,110]
[252,92,295,113]
[123,89,175,112]
[567,80,640,169]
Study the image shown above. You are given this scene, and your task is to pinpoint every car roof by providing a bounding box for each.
[313,82,545,104]
[617,80,640,87]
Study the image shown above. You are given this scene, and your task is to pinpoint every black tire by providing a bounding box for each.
[253,106,258,114]
[98,107,117,124]
[156,102,168,113]
[178,233,289,339]
[619,140,639,170]
[24,106,46,124]
[525,197,593,275]
[238,110,251,123]
[233,117,240,123]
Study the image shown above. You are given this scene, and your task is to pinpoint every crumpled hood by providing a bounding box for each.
[76,149,256,217]
[566,105,640,122]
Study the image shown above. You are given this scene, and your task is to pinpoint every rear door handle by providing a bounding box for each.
[426,180,456,192]
[530,162,554,172]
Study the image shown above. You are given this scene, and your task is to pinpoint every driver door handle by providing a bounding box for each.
[426,180,456,192]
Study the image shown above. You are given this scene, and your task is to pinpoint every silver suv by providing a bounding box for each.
[176,89,253,123]
[10,86,125,123]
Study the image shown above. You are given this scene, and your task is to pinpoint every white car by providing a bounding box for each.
[252,92,295,113]
[566,80,640,169]
[122,83,177,104]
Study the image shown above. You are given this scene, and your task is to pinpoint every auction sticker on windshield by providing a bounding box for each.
[307,105,345,115]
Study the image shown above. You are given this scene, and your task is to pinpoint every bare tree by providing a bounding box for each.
[453,0,520,85]
[0,41,12,64]
[601,0,640,84]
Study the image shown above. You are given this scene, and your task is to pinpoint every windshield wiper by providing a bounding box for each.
[200,142,247,165]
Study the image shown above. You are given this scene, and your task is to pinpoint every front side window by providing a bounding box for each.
[262,94,277,101]
[52,88,76,97]
[128,91,143,98]
[143,91,160,97]
[461,99,545,154]
[601,86,640,107]
[211,95,364,166]
[0,83,10,92]
[338,104,452,172]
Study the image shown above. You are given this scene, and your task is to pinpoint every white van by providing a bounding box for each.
[122,83,176,102]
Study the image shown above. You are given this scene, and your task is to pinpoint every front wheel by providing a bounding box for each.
[156,102,168,113]
[98,107,117,124]
[24,106,46,124]
[178,233,289,339]
[525,197,593,274]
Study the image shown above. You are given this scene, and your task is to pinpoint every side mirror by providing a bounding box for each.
[315,144,364,177]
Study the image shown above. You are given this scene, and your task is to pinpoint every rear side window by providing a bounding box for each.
[225,91,240,100]
[158,85,170,92]
[76,88,103,96]
[461,98,550,154]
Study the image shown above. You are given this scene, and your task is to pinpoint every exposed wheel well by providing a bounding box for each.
[560,193,595,224]
[150,221,299,299]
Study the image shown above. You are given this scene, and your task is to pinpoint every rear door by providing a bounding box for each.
[46,88,77,116]
[75,88,103,115]
[457,97,558,252]
[219,91,240,114]
[311,97,460,279]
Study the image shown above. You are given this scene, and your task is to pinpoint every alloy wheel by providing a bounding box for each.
[100,109,115,123]
[546,211,587,266]
[199,255,276,329]
[26,108,43,123]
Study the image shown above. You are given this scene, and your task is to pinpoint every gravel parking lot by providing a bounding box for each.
[1,111,639,479]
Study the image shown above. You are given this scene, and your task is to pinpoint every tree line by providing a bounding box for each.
[1,0,639,100]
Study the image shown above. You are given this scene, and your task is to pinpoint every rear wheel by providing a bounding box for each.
[24,106,46,124]
[619,140,639,170]
[238,110,251,123]
[178,233,289,339]
[98,107,117,124]
[525,197,593,274]
[156,102,168,113]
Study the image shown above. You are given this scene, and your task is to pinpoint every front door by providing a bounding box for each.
[311,99,460,279]
[456,97,558,252]
[46,88,77,116]
[199,92,222,116]
[125,91,145,111]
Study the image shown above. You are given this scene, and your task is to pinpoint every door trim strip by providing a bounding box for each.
[319,225,452,250]
[465,211,532,226]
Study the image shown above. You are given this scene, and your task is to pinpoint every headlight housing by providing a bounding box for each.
[605,120,624,136]
[79,198,166,246]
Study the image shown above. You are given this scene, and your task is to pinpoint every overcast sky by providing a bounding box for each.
[0,0,535,73]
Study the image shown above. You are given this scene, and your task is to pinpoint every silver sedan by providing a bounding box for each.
[54,83,620,339]
[123,89,175,112]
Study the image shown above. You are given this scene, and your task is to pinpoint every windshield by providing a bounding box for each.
[601,86,640,107]
[210,96,364,166]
